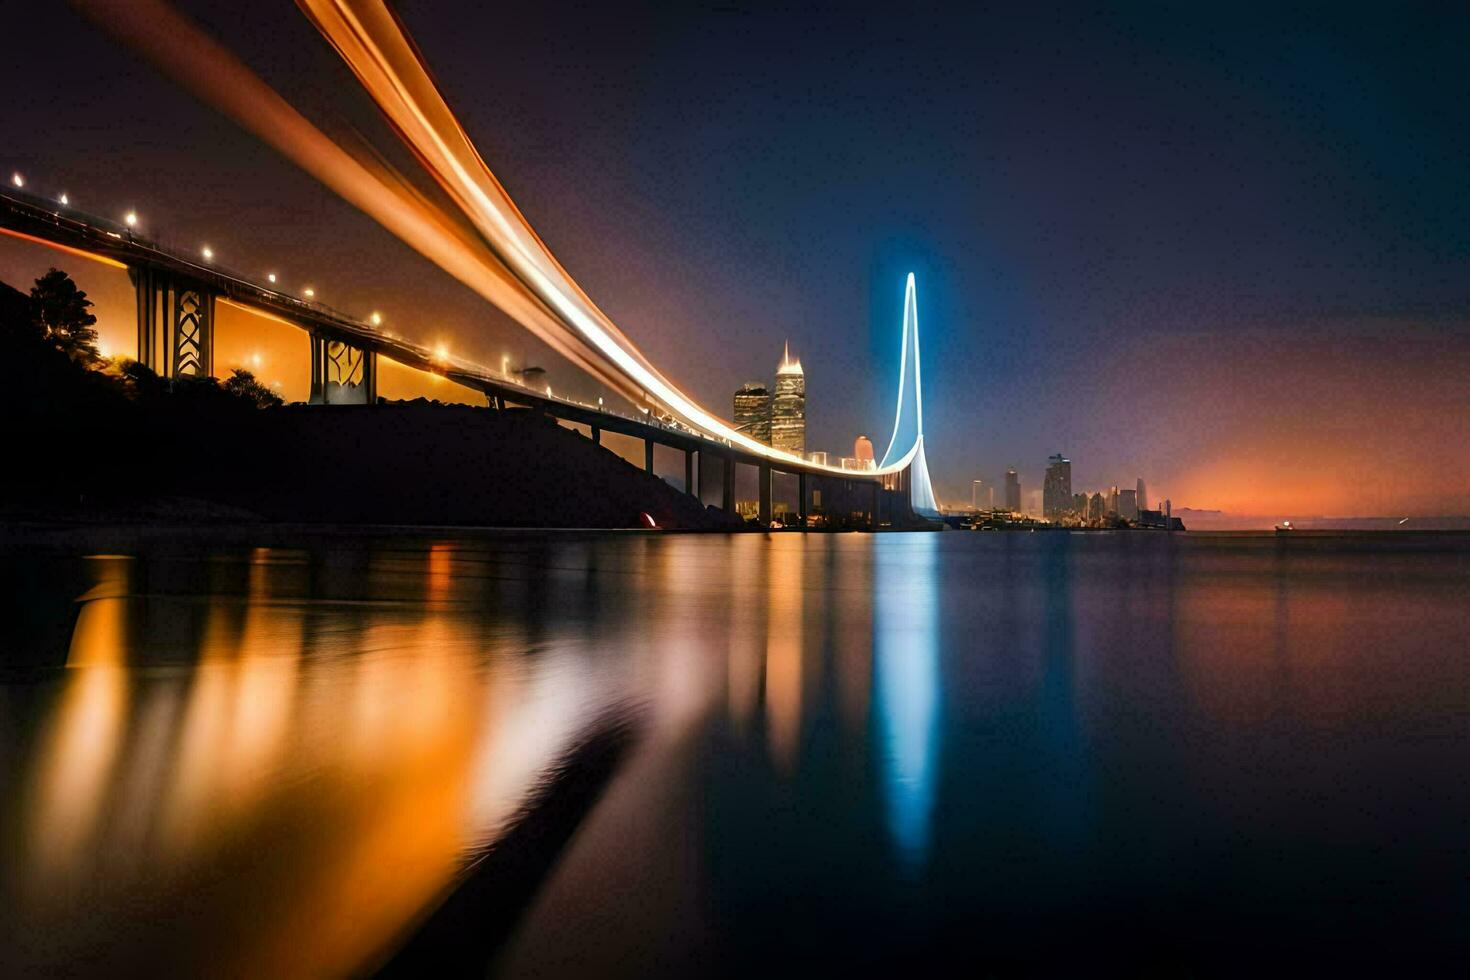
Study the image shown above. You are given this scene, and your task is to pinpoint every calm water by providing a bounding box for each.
[1,529,1467,976]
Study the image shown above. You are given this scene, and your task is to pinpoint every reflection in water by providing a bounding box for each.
[4,532,1470,974]
[765,537,805,771]
[7,544,610,978]
[873,535,942,869]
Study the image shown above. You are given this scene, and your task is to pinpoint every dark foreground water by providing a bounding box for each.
[1,529,1467,976]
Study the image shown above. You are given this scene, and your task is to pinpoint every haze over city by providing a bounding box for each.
[3,2,1465,518]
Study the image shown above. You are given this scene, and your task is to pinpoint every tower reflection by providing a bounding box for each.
[873,535,942,870]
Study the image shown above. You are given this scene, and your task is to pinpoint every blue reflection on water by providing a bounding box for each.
[873,535,941,870]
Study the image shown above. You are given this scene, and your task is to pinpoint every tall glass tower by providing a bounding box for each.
[1043,454,1072,519]
[733,382,771,444]
[771,342,805,456]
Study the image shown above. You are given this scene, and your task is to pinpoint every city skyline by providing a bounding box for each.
[2,4,1467,516]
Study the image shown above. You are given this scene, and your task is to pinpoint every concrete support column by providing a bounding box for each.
[870,481,880,531]
[722,456,736,515]
[798,473,808,528]
[309,335,376,405]
[130,267,214,379]
[644,439,655,474]
[591,425,600,445]
[684,449,695,495]
[758,463,772,526]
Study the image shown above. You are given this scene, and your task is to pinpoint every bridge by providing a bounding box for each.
[10,0,944,528]
[2,186,939,528]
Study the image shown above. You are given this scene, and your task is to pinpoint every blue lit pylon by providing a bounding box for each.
[878,273,941,516]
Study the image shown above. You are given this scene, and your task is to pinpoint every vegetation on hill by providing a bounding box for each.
[1,269,729,529]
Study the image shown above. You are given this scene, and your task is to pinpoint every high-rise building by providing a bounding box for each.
[1108,485,1119,516]
[1136,478,1149,513]
[1089,491,1106,520]
[972,480,985,511]
[771,342,805,455]
[853,435,875,469]
[808,451,830,466]
[1043,454,1072,520]
[1118,488,1138,521]
[1004,469,1021,513]
[733,382,771,445]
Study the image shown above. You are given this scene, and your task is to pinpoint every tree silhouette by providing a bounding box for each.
[222,368,284,408]
[30,268,101,367]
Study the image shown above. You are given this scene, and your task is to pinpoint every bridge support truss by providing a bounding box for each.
[309,334,377,405]
[132,267,214,379]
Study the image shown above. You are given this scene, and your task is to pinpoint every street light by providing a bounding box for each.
[124,211,138,227]
[58,193,68,206]
[370,312,382,326]
[303,287,315,298]
[10,173,22,188]
[201,246,214,261]
[434,342,449,362]
[267,273,277,284]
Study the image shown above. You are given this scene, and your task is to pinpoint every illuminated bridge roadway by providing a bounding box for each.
[2,188,935,528]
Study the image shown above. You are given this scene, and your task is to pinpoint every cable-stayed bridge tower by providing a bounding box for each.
[878,274,941,516]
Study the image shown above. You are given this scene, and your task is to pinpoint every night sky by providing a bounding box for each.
[4,2,1468,516]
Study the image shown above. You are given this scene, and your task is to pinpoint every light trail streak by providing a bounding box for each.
[73,0,921,477]
[70,0,640,402]
[295,0,919,475]
[0,227,129,270]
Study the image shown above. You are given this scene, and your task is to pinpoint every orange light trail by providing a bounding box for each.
[0,226,129,270]
[73,0,921,477]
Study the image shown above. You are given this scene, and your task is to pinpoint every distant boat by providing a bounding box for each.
[1274,520,1294,533]
[1398,517,1410,526]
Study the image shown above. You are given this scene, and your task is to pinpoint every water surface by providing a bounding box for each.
[1,529,1467,975]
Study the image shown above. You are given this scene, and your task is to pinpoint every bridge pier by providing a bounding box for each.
[722,456,736,516]
[871,481,879,530]
[590,425,600,445]
[798,473,808,528]
[644,439,654,474]
[758,463,772,526]
[309,334,376,404]
[131,267,215,378]
[684,449,694,495]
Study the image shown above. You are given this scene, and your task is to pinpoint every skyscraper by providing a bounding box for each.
[1136,477,1149,512]
[972,479,984,511]
[1043,453,1072,520]
[1004,469,1021,513]
[853,435,875,469]
[771,342,805,455]
[733,382,771,445]
[1118,488,1138,520]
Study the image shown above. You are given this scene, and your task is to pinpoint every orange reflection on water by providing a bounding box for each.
[10,545,585,978]
[23,558,131,882]
[765,537,805,771]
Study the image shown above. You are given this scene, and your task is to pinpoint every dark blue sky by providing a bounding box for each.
[4,2,1467,512]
